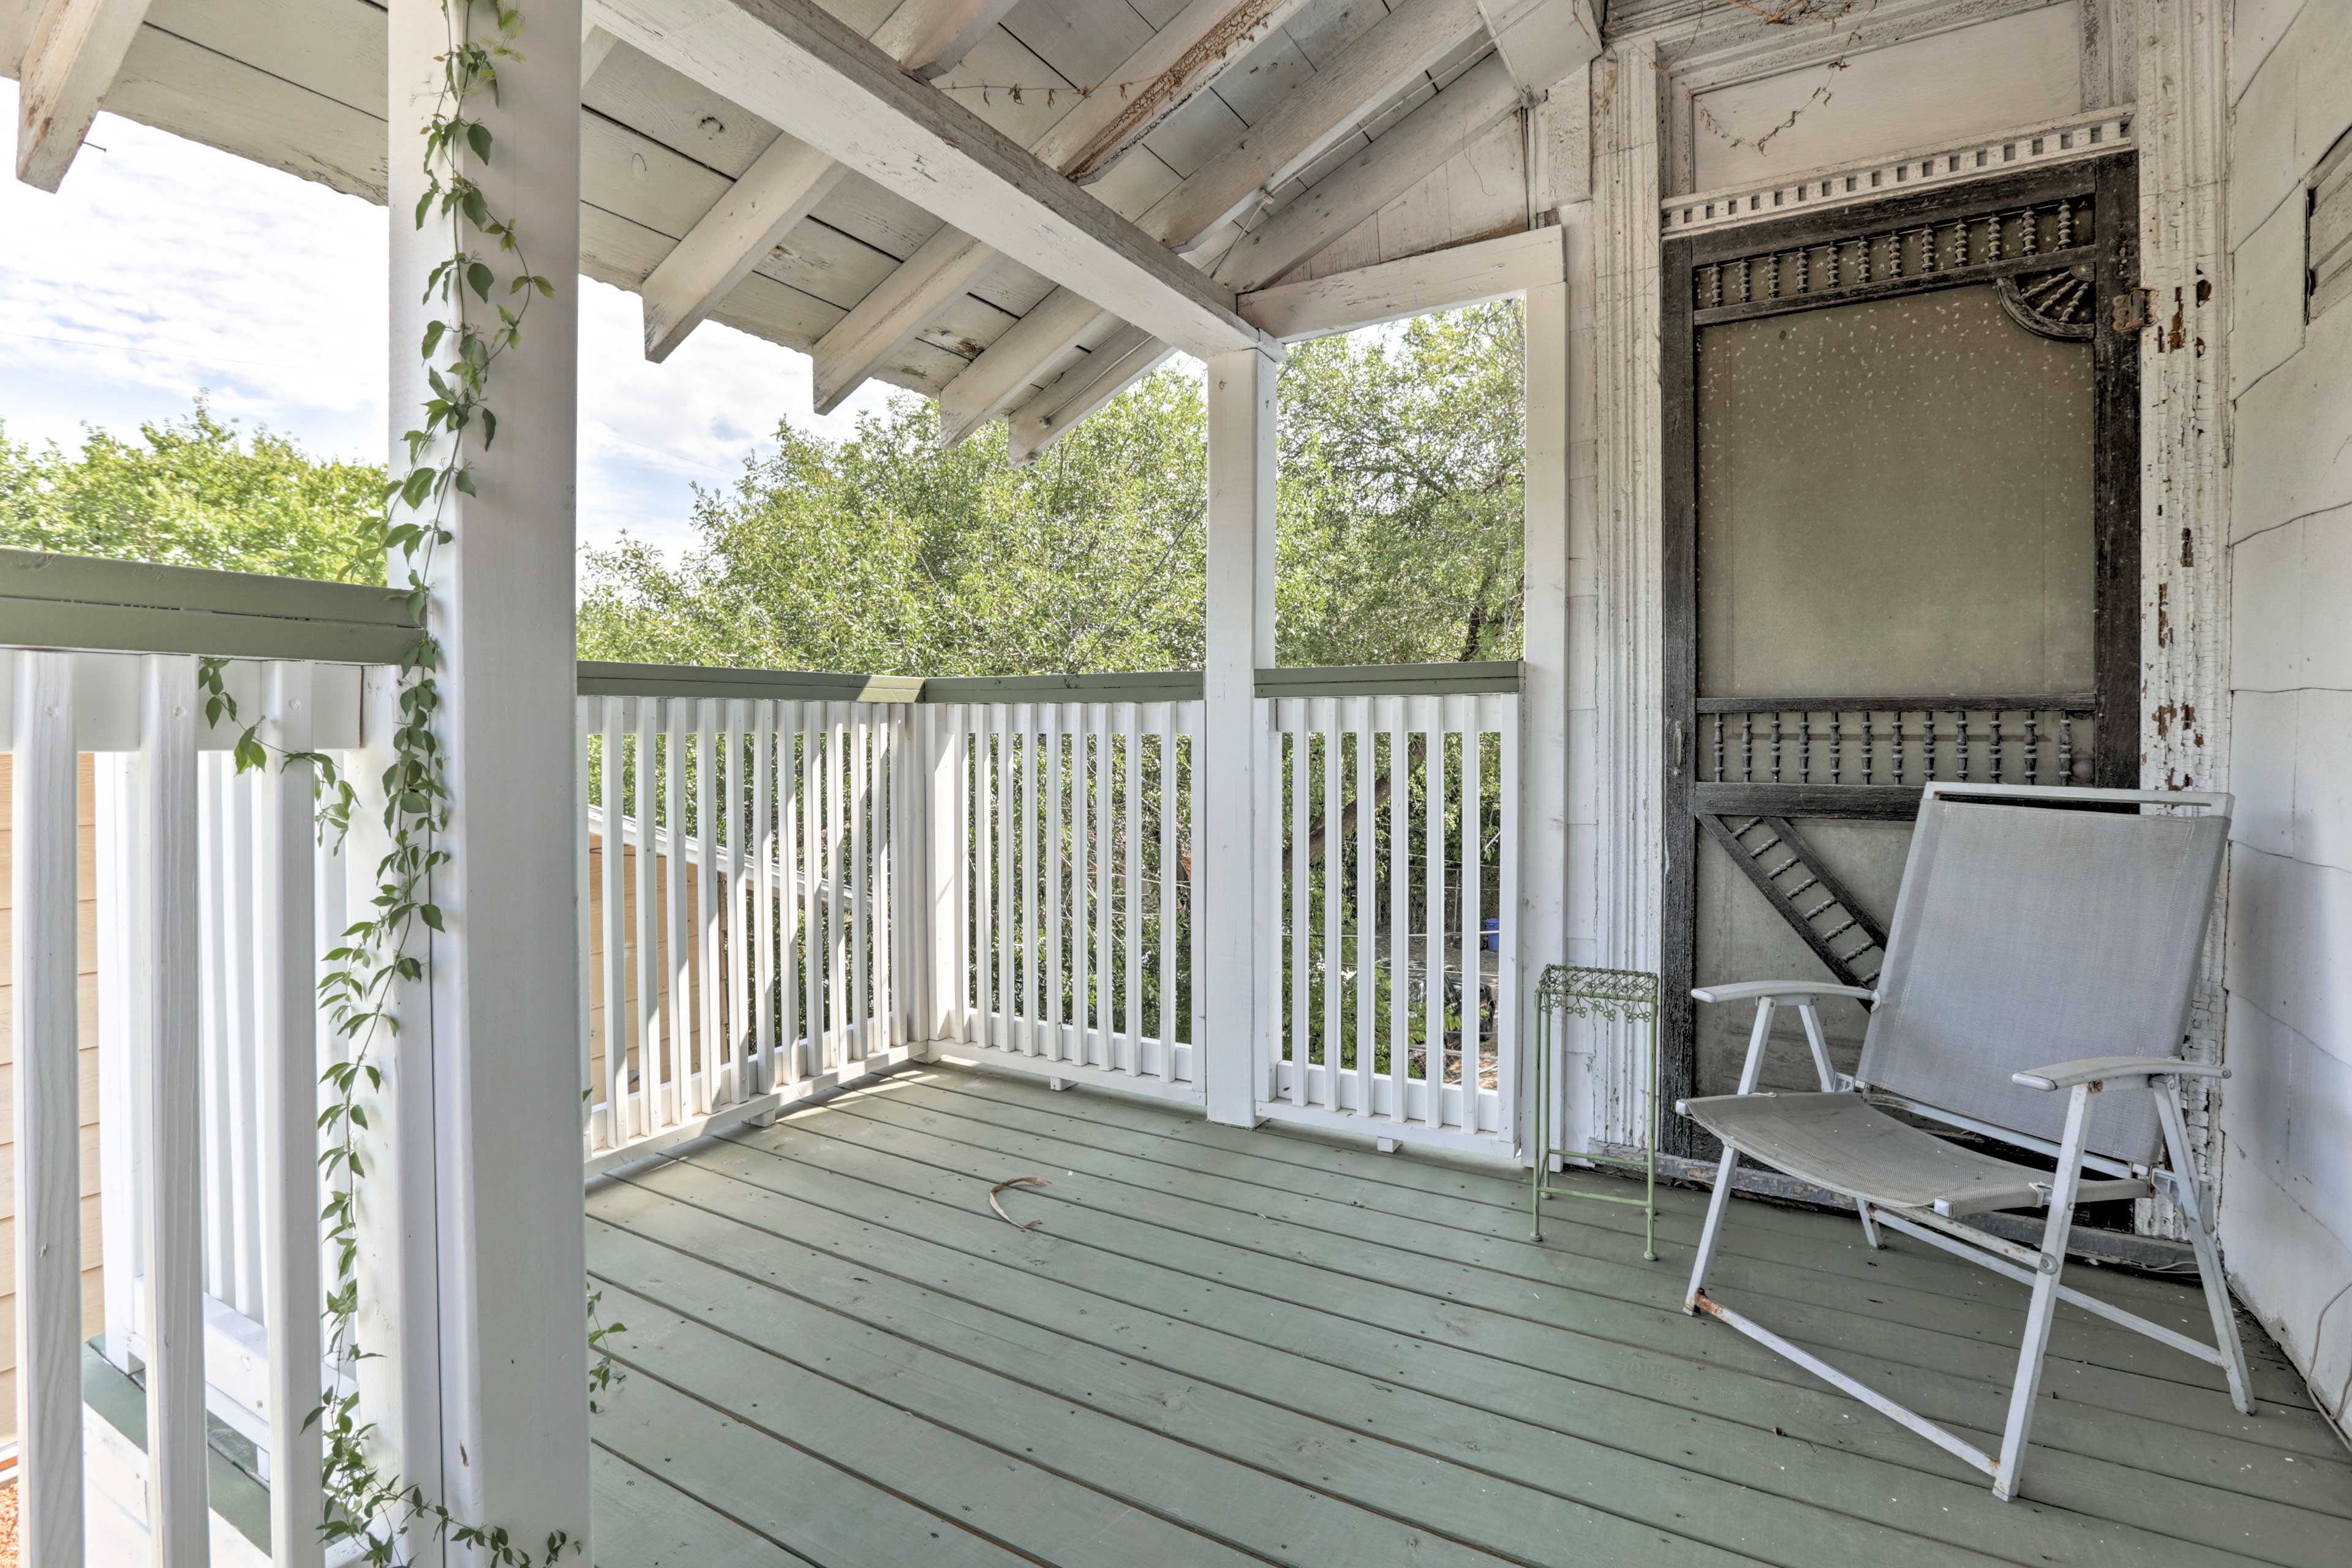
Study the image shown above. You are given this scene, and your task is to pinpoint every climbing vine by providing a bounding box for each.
[202,2,614,1561]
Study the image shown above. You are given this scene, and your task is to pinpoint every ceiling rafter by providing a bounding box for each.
[939,0,1491,453]
[1003,48,1525,464]
[631,0,1016,364]
[16,0,156,190]
[804,0,1310,421]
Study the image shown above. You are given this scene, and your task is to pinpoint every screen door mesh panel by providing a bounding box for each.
[1857,799,2225,1164]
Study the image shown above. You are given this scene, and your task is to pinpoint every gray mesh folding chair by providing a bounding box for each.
[1678,782,2255,1501]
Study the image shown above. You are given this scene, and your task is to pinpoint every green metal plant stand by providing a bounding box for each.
[1531,964,1660,1258]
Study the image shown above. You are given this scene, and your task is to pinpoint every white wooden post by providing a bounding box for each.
[1200,345,1282,1126]
[1519,255,1570,1159]
[387,0,590,1555]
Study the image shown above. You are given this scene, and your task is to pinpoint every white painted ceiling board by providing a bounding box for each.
[1690,2,2083,190]
[1283,0,1392,69]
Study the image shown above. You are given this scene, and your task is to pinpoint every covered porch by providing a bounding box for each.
[4,0,2351,1564]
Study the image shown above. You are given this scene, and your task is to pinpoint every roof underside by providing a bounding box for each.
[4,0,1596,454]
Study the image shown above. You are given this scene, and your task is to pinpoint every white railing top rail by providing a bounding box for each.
[578,658,1525,703]
[0,545,421,667]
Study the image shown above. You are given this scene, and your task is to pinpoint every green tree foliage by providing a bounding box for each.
[0,398,385,581]
[580,300,1525,674]
[1277,300,1525,666]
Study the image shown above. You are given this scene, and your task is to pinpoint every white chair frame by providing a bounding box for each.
[1679,784,2257,1502]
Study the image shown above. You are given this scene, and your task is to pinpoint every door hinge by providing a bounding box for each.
[2110,287,2154,334]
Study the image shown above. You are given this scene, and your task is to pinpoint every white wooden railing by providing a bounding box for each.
[2,546,419,1568]
[1259,674,1519,1144]
[577,663,1524,1156]
[925,691,1205,1097]
[574,671,928,1174]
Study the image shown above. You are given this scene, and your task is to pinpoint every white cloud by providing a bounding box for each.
[0,80,898,571]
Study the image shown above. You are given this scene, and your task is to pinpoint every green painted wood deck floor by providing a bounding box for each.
[583,1065,2351,1568]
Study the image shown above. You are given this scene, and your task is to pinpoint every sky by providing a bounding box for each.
[0,80,900,565]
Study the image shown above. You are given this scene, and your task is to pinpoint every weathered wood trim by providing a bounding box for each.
[1590,40,1666,1156]
[1030,0,1317,187]
[870,0,1022,81]
[1213,54,1523,294]
[1240,225,1565,342]
[1693,692,2097,713]
[1690,783,1928,821]
[15,0,156,190]
[2130,0,2229,1238]
[587,0,1267,362]
[1474,0,1600,96]
[1661,108,2136,239]
[810,224,993,414]
[0,548,421,664]
[1141,0,1490,247]
[2091,152,2142,790]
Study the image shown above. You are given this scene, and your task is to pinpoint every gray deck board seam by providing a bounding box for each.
[766,1109,2314,1419]
[591,1438,826,1568]
[617,1140,2346,1552]
[701,1116,2351,1477]
[592,1204,1867,1568]
[591,1254,1566,1568]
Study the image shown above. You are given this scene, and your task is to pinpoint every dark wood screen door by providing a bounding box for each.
[1658,154,2141,1158]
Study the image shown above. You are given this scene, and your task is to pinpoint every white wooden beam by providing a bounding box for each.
[641,133,846,362]
[1214,52,1521,292]
[590,0,1266,362]
[872,0,1022,80]
[1199,344,1281,1128]
[1005,324,1174,466]
[582,21,624,88]
[1238,222,1563,341]
[936,285,1106,446]
[15,0,155,191]
[630,0,1003,363]
[1475,0,1599,96]
[1002,58,1523,462]
[821,0,1305,420]
[810,223,993,413]
[1141,0,1486,247]
[1031,0,1316,186]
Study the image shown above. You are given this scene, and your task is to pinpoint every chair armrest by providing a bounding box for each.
[2011,1057,2228,1092]
[1691,981,1878,1006]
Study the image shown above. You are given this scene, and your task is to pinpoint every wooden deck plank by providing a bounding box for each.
[589,1218,1698,1568]
[591,1444,811,1567]
[772,1096,2318,1418]
[601,1133,2352,1564]
[583,1065,2352,1568]
[701,1098,2349,1485]
[600,1290,1279,1567]
[593,1357,1041,1568]
[829,1083,2296,1398]
[917,1071,2275,1326]
[592,1172,2289,1568]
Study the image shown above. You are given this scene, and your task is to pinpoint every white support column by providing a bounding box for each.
[1519,252,1570,1159]
[387,1,590,1557]
[1200,344,1281,1126]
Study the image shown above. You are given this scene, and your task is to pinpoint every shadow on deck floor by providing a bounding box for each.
[583,1065,2351,1567]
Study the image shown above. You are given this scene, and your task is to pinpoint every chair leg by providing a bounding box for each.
[1686,1146,1739,1312]
[2155,1085,2257,1415]
[1855,1199,1884,1250]
[1992,1084,2093,1502]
